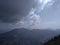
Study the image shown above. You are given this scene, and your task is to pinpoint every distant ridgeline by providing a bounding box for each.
[0,28,60,45]
[44,35,60,45]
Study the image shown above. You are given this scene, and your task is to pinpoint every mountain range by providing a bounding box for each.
[0,28,60,45]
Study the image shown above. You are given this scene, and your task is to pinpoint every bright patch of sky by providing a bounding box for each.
[15,0,60,29]
[35,0,54,10]
[23,0,55,29]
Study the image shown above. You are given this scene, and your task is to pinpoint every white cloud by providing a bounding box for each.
[14,9,41,29]
[24,9,41,29]
[28,10,40,25]
[35,0,54,10]
[13,0,56,29]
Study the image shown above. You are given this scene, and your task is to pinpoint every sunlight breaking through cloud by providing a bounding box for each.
[14,0,56,29]
[36,0,54,10]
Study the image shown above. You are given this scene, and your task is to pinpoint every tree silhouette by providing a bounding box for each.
[44,35,60,45]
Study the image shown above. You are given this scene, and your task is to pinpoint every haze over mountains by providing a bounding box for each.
[0,28,60,45]
[0,0,60,45]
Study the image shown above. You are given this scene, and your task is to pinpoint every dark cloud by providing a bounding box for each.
[0,0,35,23]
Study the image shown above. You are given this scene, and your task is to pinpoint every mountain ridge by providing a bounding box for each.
[0,28,60,45]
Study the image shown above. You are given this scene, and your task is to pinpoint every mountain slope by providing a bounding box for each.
[0,28,60,45]
[44,35,60,45]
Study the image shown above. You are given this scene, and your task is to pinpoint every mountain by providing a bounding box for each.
[0,28,60,45]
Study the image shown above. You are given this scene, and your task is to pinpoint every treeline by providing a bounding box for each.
[44,35,60,45]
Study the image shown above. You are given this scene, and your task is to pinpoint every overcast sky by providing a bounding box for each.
[0,0,60,32]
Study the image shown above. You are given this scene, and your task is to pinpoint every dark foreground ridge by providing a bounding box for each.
[44,35,60,45]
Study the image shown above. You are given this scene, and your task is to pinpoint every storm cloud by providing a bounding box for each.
[0,0,35,23]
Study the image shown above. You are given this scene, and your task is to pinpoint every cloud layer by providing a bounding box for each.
[0,0,59,30]
[0,0,54,23]
[0,0,35,23]
[14,9,41,29]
